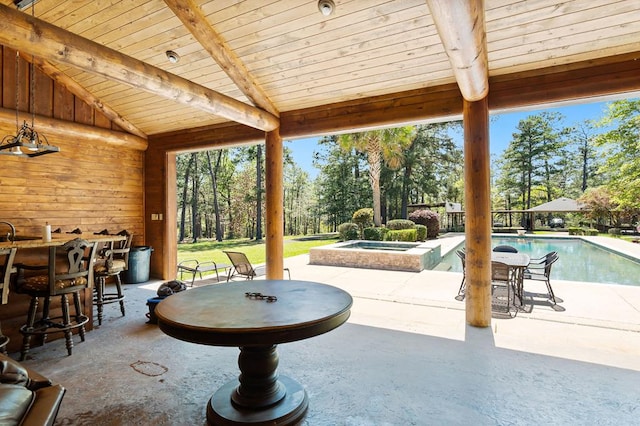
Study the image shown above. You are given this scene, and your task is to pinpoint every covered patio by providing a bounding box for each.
[0,2,639,422]
[16,244,640,424]
[0,1,639,329]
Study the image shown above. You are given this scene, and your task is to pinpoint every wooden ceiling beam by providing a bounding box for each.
[426,0,488,102]
[0,4,279,132]
[163,0,279,118]
[0,107,148,151]
[20,53,148,140]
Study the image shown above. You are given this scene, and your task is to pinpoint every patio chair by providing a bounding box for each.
[93,230,133,325]
[0,247,17,354]
[454,249,466,301]
[14,238,98,360]
[493,245,518,253]
[524,251,560,305]
[491,261,517,315]
[223,251,290,281]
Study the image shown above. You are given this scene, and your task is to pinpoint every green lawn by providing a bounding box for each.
[176,235,339,279]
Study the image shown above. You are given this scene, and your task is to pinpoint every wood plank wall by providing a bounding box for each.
[0,46,145,241]
[0,45,146,353]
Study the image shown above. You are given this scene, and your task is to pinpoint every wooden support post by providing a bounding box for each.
[463,96,492,327]
[265,129,284,280]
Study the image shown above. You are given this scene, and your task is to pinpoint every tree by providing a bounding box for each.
[572,121,602,193]
[205,150,224,241]
[338,127,414,226]
[397,123,463,218]
[595,99,640,216]
[283,163,313,236]
[578,186,622,227]
[255,144,263,241]
[190,152,201,242]
[176,154,194,242]
[496,112,570,212]
[314,136,370,230]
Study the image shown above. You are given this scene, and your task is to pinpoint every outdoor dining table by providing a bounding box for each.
[492,251,530,306]
[155,280,353,425]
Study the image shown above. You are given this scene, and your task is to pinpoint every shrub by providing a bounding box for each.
[337,222,359,241]
[608,228,621,237]
[568,227,584,235]
[384,229,417,242]
[352,208,374,229]
[414,224,427,241]
[409,209,440,239]
[386,219,415,230]
[363,227,388,241]
[586,228,599,236]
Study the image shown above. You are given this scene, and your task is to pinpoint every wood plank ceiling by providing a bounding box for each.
[0,0,638,138]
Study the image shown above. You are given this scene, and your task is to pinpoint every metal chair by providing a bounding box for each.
[454,249,466,301]
[223,251,290,281]
[493,245,518,253]
[524,251,560,304]
[93,231,133,325]
[14,238,98,360]
[491,261,517,315]
[0,247,17,354]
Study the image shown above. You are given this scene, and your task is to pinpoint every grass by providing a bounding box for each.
[176,235,339,279]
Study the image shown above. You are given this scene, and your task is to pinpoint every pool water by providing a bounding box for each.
[439,237,640,286]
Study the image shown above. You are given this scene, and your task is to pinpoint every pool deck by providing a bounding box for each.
[284,233,640,371]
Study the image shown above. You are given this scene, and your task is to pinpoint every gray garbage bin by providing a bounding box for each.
[123,246,153,284]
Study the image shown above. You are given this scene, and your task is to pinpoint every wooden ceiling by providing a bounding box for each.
[0,0,639,139]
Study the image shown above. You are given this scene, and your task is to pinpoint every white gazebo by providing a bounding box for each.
[526,197,588,229]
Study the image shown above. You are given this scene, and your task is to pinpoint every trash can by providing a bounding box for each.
[145,296,166,324]
[123,246,153,284]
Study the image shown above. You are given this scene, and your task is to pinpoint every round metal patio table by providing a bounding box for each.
[155,280,352,425]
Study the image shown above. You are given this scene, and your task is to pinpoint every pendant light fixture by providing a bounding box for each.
[0,1,59,157]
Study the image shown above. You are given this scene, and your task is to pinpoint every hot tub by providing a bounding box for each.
[309,240,441,272]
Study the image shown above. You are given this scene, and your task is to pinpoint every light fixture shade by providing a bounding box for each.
[13,0,40,11]
[318,0,335,16]
[166,50,180,64]
[0,121,60,157]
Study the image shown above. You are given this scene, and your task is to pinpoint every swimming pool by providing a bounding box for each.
[438,236,640,286]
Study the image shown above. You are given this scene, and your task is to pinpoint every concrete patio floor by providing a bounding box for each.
[11,235,640,425]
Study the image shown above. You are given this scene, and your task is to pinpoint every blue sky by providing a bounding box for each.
[285,100,613,180]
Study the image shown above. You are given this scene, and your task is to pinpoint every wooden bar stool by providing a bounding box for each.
[0,247,17,355]
[14,238,97,361]
[93,231,132,326]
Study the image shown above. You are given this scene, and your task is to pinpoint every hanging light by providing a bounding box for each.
[1,1,59,157]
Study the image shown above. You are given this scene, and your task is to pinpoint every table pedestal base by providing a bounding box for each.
[207,345,308,425]
[207,375,308,425]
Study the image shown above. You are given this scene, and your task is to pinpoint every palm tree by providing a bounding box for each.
[338,127,414,226]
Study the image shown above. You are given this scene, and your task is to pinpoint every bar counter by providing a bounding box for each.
[0,233,126,355]
[0,232,125,249]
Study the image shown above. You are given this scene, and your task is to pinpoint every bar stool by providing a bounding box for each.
[0,247,17,354]
[14,238,97,361]
[93,231,132,326]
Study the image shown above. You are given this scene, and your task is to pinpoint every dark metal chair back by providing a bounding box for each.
[493,245,518,253]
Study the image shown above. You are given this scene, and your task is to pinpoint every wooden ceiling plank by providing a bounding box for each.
[229,2,429,57]
[21,53,148,139]
[488,3,640,46]
[426,0,489,101]
[163,0,279,117]
[256,37,445,86]
[266,57,453,102]
[490,37,640,76]
[0,4,279,132]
